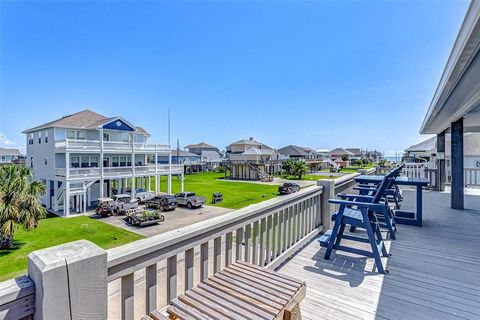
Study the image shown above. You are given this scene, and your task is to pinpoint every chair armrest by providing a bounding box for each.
[337,194,374,202]
[328,199,385,211]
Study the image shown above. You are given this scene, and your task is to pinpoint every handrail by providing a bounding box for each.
[0,275,35,319]
[55,139,171,152]
[107,185,323,281]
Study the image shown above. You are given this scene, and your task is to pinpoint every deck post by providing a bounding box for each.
[317,179,335,230]
[436,130,446,191]
[451,118,464,209]
[27,240,108,320]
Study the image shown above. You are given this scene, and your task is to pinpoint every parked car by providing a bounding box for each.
[175,192,206,209]
[278,183,301,195]
[144,195,178,211]
[125,208,165,227]
[112,194,138,214]
[95,197,115,217]
[125,188,155,203]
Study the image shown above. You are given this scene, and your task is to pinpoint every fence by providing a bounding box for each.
[0,172,366,320]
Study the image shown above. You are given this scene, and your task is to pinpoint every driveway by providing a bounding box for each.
[93,205,233,237]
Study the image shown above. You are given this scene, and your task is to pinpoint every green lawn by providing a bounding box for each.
[0,215,143,282]
[152,172,279,209]
[340,163,376,173]
[281,174,339,181]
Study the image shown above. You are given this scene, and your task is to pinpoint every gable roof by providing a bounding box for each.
[228,138,272,150]
[0,148,22,156]
[23,109,149,135]
[242,147,277,155]
[330,148,354,155]
[185,142,218,149]
[405,137,436,152]
[278,145,308,156]
[346,148,362,155]
[173,150,200,157]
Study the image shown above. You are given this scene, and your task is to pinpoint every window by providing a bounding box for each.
[28,134,34,145]
[103,133,110,141]
[44,157,48,165]
[38,131,42,144]
[71,156,80,168]
[90,156,98,167]
[127,155,132,166]
[121,133,130,143]
[112,156,119,167]
[76,131,85,140]
[66,130,76,139]
[30,157,34,168]
[120,156,127,166]
[44,131,48,143]
[81,156,89,168]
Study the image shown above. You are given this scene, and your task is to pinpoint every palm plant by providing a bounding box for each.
[291,160,310,180]
[0,165,46,249]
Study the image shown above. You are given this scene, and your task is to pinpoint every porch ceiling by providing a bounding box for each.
[421,1,480,134]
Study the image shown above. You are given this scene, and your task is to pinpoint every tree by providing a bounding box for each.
[354,159,363,168]
[0,165,46,249]
[291,160,310,180]
[341,154,349,161]
[282,159,295,175]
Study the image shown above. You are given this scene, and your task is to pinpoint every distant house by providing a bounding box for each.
[278,145,308,160]
[226,137,282,180]
[330,148,354,167]
[0,147,22,164]
[345,148,362,160]
[184,142,222,170]
[405,137,436,162]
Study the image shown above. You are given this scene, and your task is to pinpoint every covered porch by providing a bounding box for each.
[278,188,480,319]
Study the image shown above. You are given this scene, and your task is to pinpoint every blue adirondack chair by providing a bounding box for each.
[355,165,404,209]
[319,174,392,274]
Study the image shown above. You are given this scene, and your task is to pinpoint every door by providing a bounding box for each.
[103,157,110,167]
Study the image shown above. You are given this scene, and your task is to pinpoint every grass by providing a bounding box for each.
[281,174,339,181]
[0,215,143,282]
[151,172,279,209]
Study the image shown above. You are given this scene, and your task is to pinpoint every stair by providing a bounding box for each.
[242,160,273,181]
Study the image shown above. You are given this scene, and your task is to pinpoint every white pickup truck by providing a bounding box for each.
[175,192,206,209]
[112,194,138,214]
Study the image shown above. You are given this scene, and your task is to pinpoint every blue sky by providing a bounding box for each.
[0,0,470,155]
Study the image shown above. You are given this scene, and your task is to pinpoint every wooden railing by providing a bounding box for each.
[464,168,480,186]
[55,139,171,152]
[0,172,368,320]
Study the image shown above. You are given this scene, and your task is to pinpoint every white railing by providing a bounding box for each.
[0,172,366,320]
[464,168,480,186]
[55,139,171,152]
[55,164,184,179]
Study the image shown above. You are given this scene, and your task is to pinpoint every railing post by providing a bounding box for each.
[28,240,107,320]
[317,179,335,230]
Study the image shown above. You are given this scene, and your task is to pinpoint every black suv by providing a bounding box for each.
[278,183,301,195]
[144,195,178,211]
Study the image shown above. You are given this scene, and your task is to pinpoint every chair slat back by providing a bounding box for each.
[372,171,395,204]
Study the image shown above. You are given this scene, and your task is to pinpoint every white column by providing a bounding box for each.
[83,193,87,214]
[147,176,151,191]
[99,128,104,198]
[28,240,108,320]
[46,180,51,209]
[87,187,92,206]
[65,181,70,217]
[167,174,172,194]
[131,133,136,200]
[181,173,184,192]
[155,153,158,194]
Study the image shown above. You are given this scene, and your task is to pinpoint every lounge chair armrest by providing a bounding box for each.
[337,194,374,202]
[328,199,385,211]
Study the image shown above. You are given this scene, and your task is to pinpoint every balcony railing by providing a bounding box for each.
[0,172,369,320]
[55,164,184,179]
[55,139,171,152]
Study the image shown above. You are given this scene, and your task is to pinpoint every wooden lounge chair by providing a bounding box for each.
[319,174,392,274]
[144,262,306,320]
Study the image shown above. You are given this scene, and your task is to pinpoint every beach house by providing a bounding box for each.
[23,109,183,216]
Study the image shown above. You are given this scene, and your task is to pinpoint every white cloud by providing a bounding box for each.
[0,132,18,147]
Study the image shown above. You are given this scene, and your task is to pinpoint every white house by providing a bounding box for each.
[23,109,183,216]
[0,147,22,164]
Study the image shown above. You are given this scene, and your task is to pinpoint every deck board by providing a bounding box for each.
[277,189,480,320]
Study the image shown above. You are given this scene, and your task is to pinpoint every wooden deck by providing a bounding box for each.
[277,188,480,320]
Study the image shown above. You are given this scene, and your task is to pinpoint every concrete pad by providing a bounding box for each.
[93,205,233,237]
